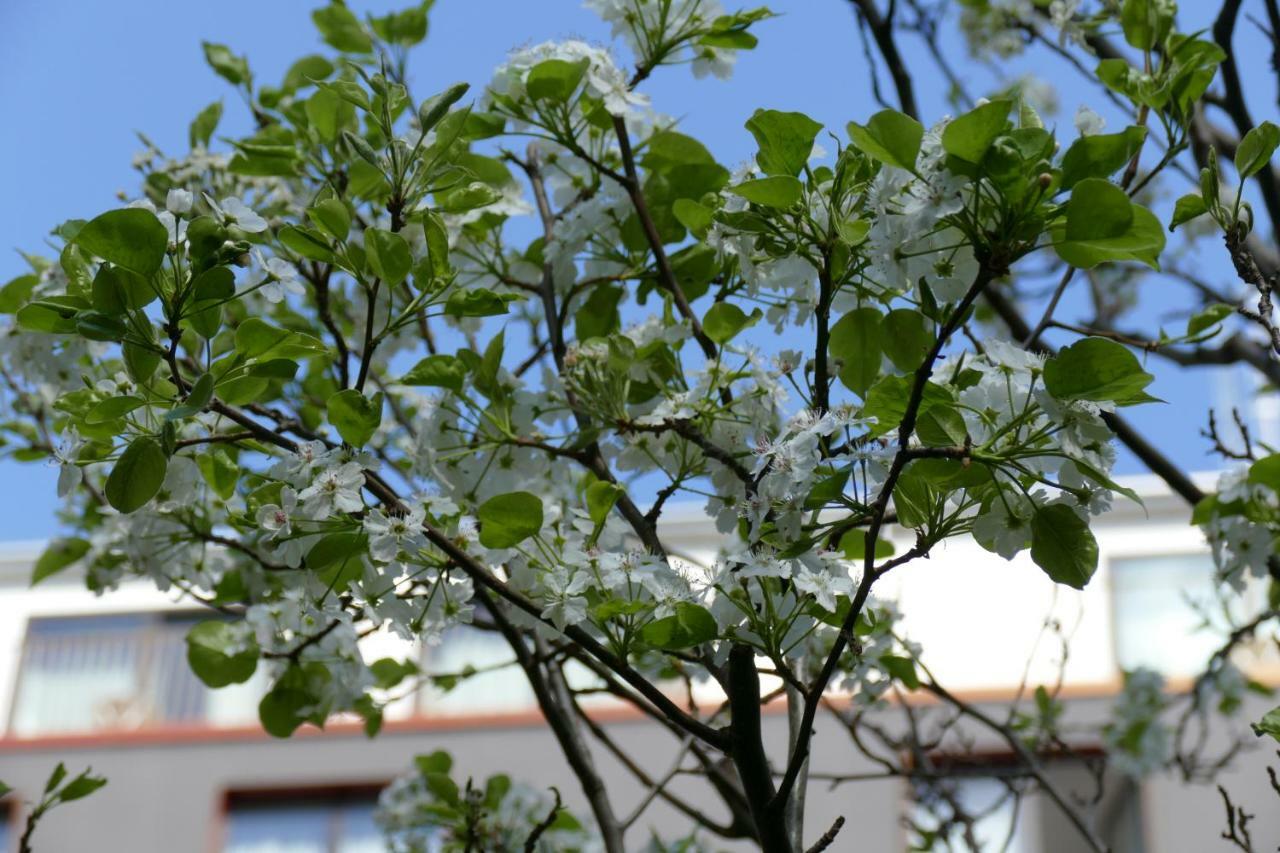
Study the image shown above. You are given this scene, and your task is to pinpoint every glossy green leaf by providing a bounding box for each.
[105,436,168,514]
[1236,121,1280,179]
[75,209,168,276]
[829,307,884,396]
[400,354,467,393]
[326,389,382,446]
[941,100,1011,164]
[846,109,923,171]
[1060,126,1147,189]
[526,58,588,102]
[727,175,803,208]
[640,602,718,650]
[703,301,760,344]
[312,3,373,53]
[365,228,412,287]
[1043,337,1155,403]
[189,100,223,149]
[1169,193,1208,231]
[186,620,259,688]
[202,41,250,86]
[744,108,823,177]
[31,537,91,586]
[477,491,543,549]
[1030,504,1099,589]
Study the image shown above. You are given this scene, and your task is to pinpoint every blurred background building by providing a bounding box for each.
[0,476,1277,851]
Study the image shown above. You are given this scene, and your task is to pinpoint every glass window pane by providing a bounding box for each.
[10,613,264,735]
[1110,553,1220,676]
[422,624,533,715]
[908,776,1027,853]
[10,616,145,735]
[224,803,332,853]
[337,801,384,852]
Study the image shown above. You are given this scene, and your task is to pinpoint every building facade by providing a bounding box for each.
[0,476,1277,851]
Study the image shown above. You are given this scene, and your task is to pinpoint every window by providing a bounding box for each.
[8,612,263,736]
[1110,553,1220,676]
[223,789,386,853]
[907,773,1028,852]
[419,619,534,716]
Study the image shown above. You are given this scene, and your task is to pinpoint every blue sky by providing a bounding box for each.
[0,1,1254,539]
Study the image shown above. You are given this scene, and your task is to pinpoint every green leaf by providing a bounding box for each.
[259,673,315,738]
[526,58,588,102]
[882,309,934,371]
[56,770,107,804]
[862,375,950,438]
[575,285,623,340]
[444,288,518,318]
[86,394,145,425]
[727,175,803,208]
[640,602,718,650]
[1236,121,1280,179]
[941,100,1011,164]
[1120,0,1169,50]
[282,54,335,92]
[1043,337,1155,403]
[167,373,214,421]
[235,318,328,361]
[190,100,224,149]
[1247,454,1280,490]
[370,657,419,689]
[75,311,128,342]
[370,3,430,45]
[477,491,543,549]
[1252,706,1280,742]
[312,3,373,53]
[415,750,453,775]
[31,537,90,586]
[0,273,38,313]
[16,297,85,334]
[197,449,239,500]
[365,227,412,287]
[75,209,169,276]
[45,764,67,794]
[436,181,500,214]
[1186,303,1233,337]
[105,437,168,514]
[278,224,335,264]
[202,41,250,86]
[881,654,920,690]
[92,264,156,314]
[400,354,467,393]
[305,87,354,142]
[186,621,259,688]
[1030,504,1099,589]
[308,199,351,241]
[829,307,884,396]
[1059,126,1147,189]
[418,82,470,133]
[586,480,623,526]
[326,389,382,446]
[1066,179,1133,241]
[1054,179,1165,269]
[702,301,760,344]
[744,109,823,177]
[846,109,923,172]
[672,198,715,238]
[838,530,894,561]
[1169,193,1208,231]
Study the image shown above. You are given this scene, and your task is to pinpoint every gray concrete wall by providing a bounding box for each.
[2,694,1279,851]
